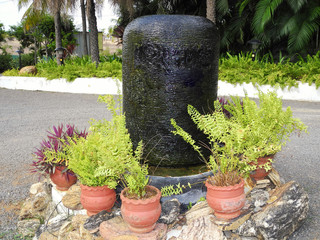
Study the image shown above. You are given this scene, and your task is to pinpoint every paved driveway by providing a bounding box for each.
[0,88,319,239]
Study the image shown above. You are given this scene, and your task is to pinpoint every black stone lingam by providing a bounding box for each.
[123,15,219,167]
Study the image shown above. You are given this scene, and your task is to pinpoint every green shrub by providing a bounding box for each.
[10,53,35,69]
[219,52,320,89]
[0,54,12,73]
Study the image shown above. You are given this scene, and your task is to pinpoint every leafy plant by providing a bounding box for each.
[171,102,249,187]
[219,52,320,89]
[66,114,131,188]
[161,182,192,197]
[31,124,87,175]
[120,140,150,199]
[224,90,308,162]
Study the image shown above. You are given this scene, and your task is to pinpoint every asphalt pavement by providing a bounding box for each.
[0,88,319,239]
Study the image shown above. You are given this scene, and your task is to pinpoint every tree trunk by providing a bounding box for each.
[87,0,100,67]
[206,0,216,24]
[33,36,37,65]
[54,11,63,65]
[81,0,89,56]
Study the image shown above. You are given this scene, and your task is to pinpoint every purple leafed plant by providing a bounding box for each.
[31,124,88,176]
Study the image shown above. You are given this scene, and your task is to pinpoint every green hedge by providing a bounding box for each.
[3,53,320,89]
[0,54,12,73]
[219,52,320,89]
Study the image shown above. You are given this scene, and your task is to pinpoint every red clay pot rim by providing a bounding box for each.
[80,184,113,191]
[205,178,245,191]
[120,185,161,205]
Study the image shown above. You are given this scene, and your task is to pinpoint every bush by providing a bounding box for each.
[10,53,35,69]
[0,54,12,73]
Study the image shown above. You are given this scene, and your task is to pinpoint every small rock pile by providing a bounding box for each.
[17,169,309,240]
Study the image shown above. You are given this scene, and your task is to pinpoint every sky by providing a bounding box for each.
[0,0,119,32]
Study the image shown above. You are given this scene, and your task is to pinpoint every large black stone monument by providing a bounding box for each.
[123,15,219,167]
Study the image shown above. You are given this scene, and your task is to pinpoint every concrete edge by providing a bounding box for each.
[0,76,122,95]
[218,81,320,102]
[1,76,319,102]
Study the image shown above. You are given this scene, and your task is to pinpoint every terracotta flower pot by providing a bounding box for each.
[250,155,274,181]
[50,166,77,191]
[206,178,246,220]
[120,185,161,234]
[80,184,116,216]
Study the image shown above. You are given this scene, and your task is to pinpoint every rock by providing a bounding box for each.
[99,216,167,240]
[44,201,59,221]
[235,219,258,237]
[39,214,95,240]
[213,210,252,231]
[46,214,69,232]
[255,179,270,189]
[30,182,45,195]
[250,189,269,212]
[39,231,59,240]
[32,192,51,212]
[17,218,41,237]
[185,201,213,224]
[267,168,283,187]
[177,215,225,240]
[84,210,114,233]
[60,215,94,239]
[252,181,309,239]
[19,191,51,220]
[62,185,83,210]
[19,65,37,75]
[19,198,33,220]
[158,198,181,225]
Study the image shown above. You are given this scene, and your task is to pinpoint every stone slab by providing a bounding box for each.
[99,216,167,240]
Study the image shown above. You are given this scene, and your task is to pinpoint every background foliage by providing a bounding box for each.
[111,0,320,56]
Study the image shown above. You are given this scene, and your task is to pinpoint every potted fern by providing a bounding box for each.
[31,124,87,191]
[119,141,162,234]
[223,91,307,180]
[66,114,131,216]
[171,102,250,220]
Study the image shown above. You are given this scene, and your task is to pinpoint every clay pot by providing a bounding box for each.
[205,178,246,220]
[80,184,116,216]
[250,155,274,181]
[120,185,161,233]
[50,166,77,191]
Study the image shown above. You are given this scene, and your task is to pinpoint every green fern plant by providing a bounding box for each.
[224,90,308,162]
[171,102,249,186]
[92,94,149,199]
[66,114,132,187]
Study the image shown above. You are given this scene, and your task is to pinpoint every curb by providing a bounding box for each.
[0,76,121,95]
[1,76,319,102]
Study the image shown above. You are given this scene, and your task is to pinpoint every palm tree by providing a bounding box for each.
[80,0,89,56]
[19,0,77,65]
[87,0,100,66]
[207,0,216,23]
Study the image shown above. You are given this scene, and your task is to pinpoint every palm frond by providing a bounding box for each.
[286,0,307,13]
[217,0,229,16]
[253,0,284,33]
[238,0,252,16]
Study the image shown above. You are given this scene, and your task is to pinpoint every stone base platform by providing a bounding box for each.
[99,216,167,240]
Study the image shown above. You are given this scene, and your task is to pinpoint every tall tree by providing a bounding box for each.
[19,0,77,65]
[206,0,216,23]
[87,0,100,66]
[80,0,89,56]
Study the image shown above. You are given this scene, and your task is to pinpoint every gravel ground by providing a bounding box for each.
[0,88,319,239]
